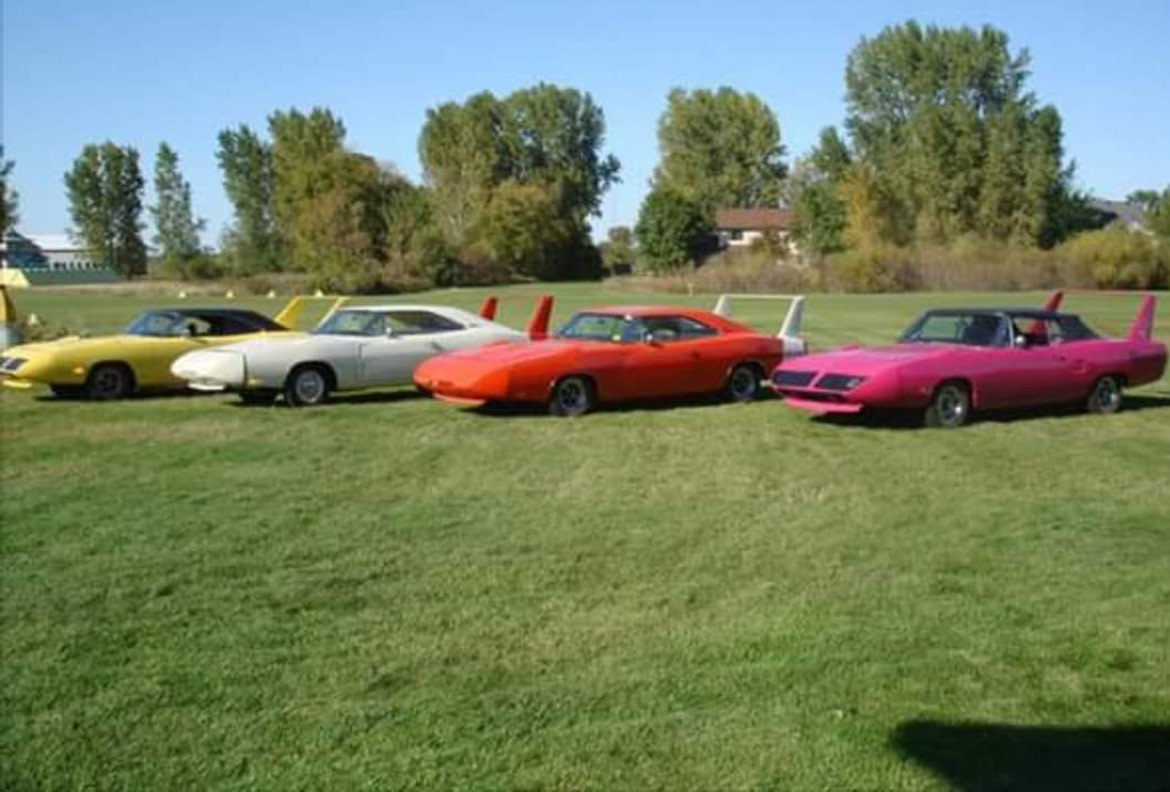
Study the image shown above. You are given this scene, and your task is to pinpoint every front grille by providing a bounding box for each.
[773,369,816,387]
[791,391,846,403]
[816,373,865,391]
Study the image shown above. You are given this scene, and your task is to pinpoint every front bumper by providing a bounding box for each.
[172,350,246,390]
[779,394,864,414]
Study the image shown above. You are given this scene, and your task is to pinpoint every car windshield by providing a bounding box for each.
[314,310,386,337]
[557,313,644,343]
[900,312,1009,347]
[124,311,190,337]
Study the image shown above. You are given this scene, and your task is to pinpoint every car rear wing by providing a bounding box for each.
[0,285,20,351]
[479,296,499,320]
[526,295,554,340]
[272,295,350,330]
[1129,295,1157,341]
[713,293,807,356]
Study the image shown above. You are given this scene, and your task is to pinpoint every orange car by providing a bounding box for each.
[414,299,806,416]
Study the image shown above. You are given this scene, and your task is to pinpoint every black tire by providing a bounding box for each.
[924,381,970,428]
[548,375,596,417]
[284,365,331,407]
[1086,375,1122,415]
[725,363,762,403]
[85,363,133,400]
[239,389,278,406]
[50,384,84,399]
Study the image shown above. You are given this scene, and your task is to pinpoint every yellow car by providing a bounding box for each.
[0,297,342,400]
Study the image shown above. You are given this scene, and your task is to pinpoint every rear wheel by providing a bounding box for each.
[1086,375,1122,415]
[925,381,970,428]
[548,376,596,417]
[85,363,133,400]
[725,363,762,403]
[284,365,331,407]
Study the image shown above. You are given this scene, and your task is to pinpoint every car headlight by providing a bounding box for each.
[0,357,26,372]
[816,373,866,391]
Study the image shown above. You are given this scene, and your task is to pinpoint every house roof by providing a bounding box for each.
[1087,198,1147,230]
[714,208,793,231]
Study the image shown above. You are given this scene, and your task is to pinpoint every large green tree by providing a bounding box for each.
[635,188,711,272]
[599,225,636,273]
[64,142,147,277]
[843,21,1076,247]
[419,84,619,278]
[150,143,205,264]
[1,146,17,234]
[267,107,410,290]
[653,87,787,215]
[788,128,852,255]
[216,125,279,272]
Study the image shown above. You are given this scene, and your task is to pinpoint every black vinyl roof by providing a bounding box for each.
[924,308,1073,320]
[148,307,284,330]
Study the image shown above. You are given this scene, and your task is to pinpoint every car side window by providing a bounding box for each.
[384,311,463,335]
[641,316,717,342]
[676,317,718,339]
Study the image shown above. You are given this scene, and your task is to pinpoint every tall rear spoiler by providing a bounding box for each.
[478,296,498,320]
[714,293,807,356]
[526,295,554,340]
[0,285,20,351]
[273,295,350,330]
[1128,295,1157,341]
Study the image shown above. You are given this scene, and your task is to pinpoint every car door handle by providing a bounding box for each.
[430,341,445,351]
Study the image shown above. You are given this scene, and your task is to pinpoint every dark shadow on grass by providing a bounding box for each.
[34,388,216,403]
[892,720,1170,792]
[470,389,777,418]
[807,393,1170,431]
[225,389,429,408]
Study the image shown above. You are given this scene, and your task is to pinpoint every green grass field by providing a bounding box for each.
[3,285,1169,791]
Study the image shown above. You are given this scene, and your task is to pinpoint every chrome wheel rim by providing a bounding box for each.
[936,386,966,427]
[294,370,326,403]
[557,379,588,413]
[1095,378,1120,412]
[730,368,757,400]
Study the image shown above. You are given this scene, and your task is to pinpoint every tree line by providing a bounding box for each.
[3,20,1167,288]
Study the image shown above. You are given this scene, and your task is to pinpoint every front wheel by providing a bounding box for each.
[85,363,133,400]
[925,382,970,428]
[1086,375,1122,415]
[725,364,762,403]
[284,366,331,407]
[548,376,596,417]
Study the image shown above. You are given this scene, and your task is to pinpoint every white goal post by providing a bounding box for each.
[713,293,807,356]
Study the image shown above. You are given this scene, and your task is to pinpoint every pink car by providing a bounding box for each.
[771,293,1166,428]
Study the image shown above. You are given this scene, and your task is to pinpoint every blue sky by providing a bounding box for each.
[4,0,1169,245]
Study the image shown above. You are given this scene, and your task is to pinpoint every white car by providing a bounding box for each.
[171,296,552,406]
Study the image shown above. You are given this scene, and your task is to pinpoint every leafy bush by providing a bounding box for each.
[1058,227,1169,289]
[820,247,921,293]
[635,188,711,272]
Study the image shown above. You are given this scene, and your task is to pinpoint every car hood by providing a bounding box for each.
[780,343,962,376]
[432,338,584,366]
[2,335,138,359]
[207,333,367,357]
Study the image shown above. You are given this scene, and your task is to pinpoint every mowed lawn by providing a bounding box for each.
[2,285,1169,791]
